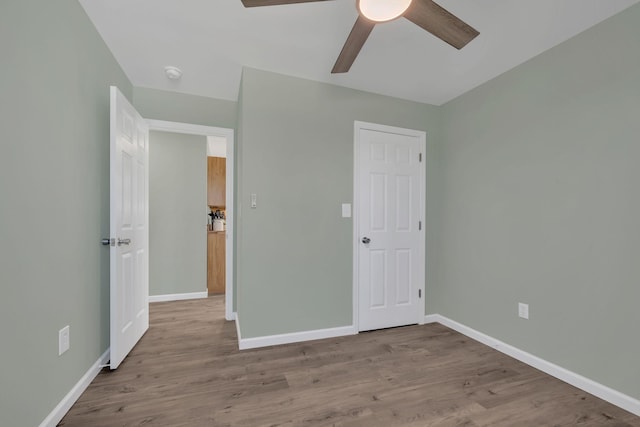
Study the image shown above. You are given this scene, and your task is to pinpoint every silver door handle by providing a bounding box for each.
[117,238,131,246]
[362,237,371,244]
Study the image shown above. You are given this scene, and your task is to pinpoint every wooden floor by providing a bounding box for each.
[60,297,640,427]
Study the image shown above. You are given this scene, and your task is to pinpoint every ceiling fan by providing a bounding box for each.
[240,0,480,73]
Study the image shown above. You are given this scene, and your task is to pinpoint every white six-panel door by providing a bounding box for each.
[355,122,425,332]
[110,86,149,369]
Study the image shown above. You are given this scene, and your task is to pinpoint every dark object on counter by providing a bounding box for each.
[208,210,225,231]
[208,211,215,231]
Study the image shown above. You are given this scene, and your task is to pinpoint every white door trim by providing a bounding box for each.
[146,119,235,321]
[352,121,426,332]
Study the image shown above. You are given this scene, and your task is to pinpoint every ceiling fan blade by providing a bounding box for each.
[331,16,376,74]
[241,0,332,7]
[404,0,479,49]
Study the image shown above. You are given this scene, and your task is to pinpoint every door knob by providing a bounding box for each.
[361,237,371,244]
[117,238,131,246]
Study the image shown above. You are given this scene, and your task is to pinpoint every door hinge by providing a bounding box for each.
[419,221,422,230]
[419,153,422,162]
[419,289,422,298]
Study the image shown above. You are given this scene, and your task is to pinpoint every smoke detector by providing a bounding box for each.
[164,66,183,80]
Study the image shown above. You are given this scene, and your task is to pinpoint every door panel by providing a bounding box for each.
[110,86,149,369]
[369,249,387,308]
[370,173,387,231]
[121,153,133,228]
[120,252,133,333]
[395,175,411,231]
[395,249,411,305]
[357,124,425,332]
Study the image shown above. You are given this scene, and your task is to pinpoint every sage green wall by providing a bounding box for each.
[133,87,237,129]
[439,4,640,399]
[149,131,207,296]
[237,68,442,338]
[0,0,132,425]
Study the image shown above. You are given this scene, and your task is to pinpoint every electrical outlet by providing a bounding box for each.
[59,325,70,355]
[518,303,529,320]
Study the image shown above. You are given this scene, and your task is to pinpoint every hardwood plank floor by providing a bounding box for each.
[59,297,640,426]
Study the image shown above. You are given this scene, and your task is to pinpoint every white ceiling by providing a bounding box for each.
[79,0,639,106]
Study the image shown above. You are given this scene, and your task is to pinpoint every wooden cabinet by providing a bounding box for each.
[207,157,225,207]
[207,157,225,295]
[207,232,225,295]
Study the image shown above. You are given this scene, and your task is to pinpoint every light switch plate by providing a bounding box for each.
[59,325,70,355]
[341,203,351,218]
[518,303,529,319]
[250,193,257,209]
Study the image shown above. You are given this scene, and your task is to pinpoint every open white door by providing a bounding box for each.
[109,86,149,369]
[355,122,425,332]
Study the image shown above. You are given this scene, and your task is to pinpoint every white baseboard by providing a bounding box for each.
[148,291,208,303]
[235,313,242,343]
[39,348,110,427]
[238,324,357,350]
[425,314,640,417]
[423,314,439,324]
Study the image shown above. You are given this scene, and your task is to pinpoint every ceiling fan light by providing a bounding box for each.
[358,0,412,23]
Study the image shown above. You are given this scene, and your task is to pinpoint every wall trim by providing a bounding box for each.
[238,325,357,350]
[423,314,439,324]
[38,348,110,427]
[146,120,233,140]
[425,314,640,417]
[235,313,242,345]
[148,291,208,303]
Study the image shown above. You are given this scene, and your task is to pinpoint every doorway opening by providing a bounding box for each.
[206,138,227,297]
[147,120,235,321]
